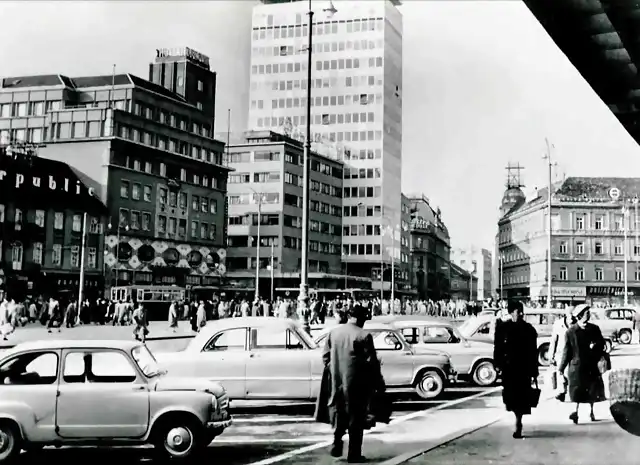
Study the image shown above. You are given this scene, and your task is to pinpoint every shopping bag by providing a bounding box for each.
[598,353,612,374]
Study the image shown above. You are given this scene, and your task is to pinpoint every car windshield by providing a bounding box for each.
[132,345,162,377]
[458,318,479,338]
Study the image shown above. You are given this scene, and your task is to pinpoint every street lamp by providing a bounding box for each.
[299,0,338,317]
[107,221,129,288]
[623,204,631,306]
[250,188,266,302]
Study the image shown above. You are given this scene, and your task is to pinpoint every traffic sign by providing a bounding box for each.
[609,187,621,200]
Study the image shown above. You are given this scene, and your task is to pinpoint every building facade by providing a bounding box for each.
[248,0,403,280]
[0,145,107,300]
[451,246,492,301]
[498,177,640,306]
[225,130,346,297]
[0,48,231,291]
[450,262,478,302]
[408,194,452,300]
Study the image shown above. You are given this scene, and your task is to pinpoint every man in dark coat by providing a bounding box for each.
[321,304,383,462]
[559,304,606,424]
[493,300,539,438]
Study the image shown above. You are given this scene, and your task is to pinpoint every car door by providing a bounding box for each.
[195,327,248,399]
[369,330,414,387]
[0,350,59,442]
[245,326,313,399]
[55,349,149,439]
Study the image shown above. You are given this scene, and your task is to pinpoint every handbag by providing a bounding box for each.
[598,353,611,374]
[529,379,541,408]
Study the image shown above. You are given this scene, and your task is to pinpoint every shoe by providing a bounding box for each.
[590,413,596,422]
[330,442,343,458]
[569,412,578,424]
[513,429,523,439]
[347,456,367,463]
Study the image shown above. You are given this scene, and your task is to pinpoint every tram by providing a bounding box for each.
[109,285,186,321]
[274,288,377,301]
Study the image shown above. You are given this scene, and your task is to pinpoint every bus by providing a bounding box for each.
[109,285,186,321]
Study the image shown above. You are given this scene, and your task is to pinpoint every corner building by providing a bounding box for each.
[225,131,345,297]
[0,48,231,291]
[498,177,640,306]
[248,0,403,281]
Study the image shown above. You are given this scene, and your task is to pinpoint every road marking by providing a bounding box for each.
[216,436,331,444]
[233,417,316,424]
[245,386,501,465]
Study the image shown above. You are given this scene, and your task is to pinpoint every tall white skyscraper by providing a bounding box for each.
[248,0,403,279]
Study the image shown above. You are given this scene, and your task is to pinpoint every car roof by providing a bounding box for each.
[314,321,395,340]
[383,318,452,328]
[190,317,305,346]
[2,339,141,356]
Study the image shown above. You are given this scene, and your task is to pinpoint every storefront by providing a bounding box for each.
[586,286,640,306]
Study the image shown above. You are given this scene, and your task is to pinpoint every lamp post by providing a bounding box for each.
[499,255,503,300]
[299,0,337,316]
[623,204,630,306]
[107,221,129,289]
[250,189,266,302]
[543,138,556,308]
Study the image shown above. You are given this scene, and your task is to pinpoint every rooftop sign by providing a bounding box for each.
[156,47,210,68]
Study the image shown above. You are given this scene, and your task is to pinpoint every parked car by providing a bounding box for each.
[314,320,457,399]
[590,307,636,345]
[0,339,232,462]
[157,317,456,401]
[374,315,497,387]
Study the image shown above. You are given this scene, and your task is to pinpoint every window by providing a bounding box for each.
[371,331,402,351]
[559,241,567,254]
[250,327,304,350]
[0,352,59,385]
[71,214,82,232]
[70,246,80,267]
[88,247,96,268]
[120,180,129,198]
[576,266,585,281]
[615,268,624,282]
[52,244,62,266]
[204,328,247,352]
[422,326,459,344]
[595,242,603,255]
[559,266,567,281]
[63,351,137,383]
[576,215,584,230]
[594,215,604,230]
[615,243,624,255]
[14,209,22,229]
[34,210,45,227]
[143,185,152,202]
[142,213,151,231]
[33,242,43,265]
[576,242,584,255]
[210,200,217,214]
[132,183,141,200]
[54,212,64,230]
[590,267,603,282]
[130,211,140,230]
[11,243,22,271]
[615,214,624,231]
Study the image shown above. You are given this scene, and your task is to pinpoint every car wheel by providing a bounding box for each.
[619,329,632,345]
[605,339,613,353]
[0,421,20,463]
[472,360,498,387]
[154,418,204,461]
[414,370,445,399]
[538,343,551,367]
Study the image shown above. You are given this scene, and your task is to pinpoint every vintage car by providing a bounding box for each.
[156,317,456,401]
[590,307,636,345]
[374,315,497,387]
[0,339,231,462]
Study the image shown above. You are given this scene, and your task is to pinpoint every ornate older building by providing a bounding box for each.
[498,176,640,306]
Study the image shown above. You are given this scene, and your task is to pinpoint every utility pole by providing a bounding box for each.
[543,138,555,308]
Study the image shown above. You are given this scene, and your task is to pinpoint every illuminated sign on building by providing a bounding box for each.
[0,170,95,197]
[156,47,210,68]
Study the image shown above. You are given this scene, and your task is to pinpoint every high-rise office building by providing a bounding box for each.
[248,0,403,283]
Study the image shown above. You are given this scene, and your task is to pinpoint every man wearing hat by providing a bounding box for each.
[321,303,384,462]
[558,304,606,424]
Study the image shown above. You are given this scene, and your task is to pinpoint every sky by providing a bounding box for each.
[1,0,639,252]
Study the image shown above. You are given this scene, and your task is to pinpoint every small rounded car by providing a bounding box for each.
[0,339,232,463]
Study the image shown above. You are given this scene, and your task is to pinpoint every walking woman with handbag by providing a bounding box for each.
[558,304,607,424]
[493,300,540,439]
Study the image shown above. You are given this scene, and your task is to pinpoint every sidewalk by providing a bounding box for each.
[403,397,634,465]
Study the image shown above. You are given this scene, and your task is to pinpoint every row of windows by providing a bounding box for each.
[227,154,343,179]
[121,156,223,191]
[228,214,279,226]
[343,205,382,218]
[131,101,212,138]
[227,150,281,164]
[229,172,281,184]
[282,215,341,236]
[253,17,384,39]
[118,125,223,165]
[252,39,383,66]
[344,167,382,180]
[283,193,342,217]
[281,236,341,255]
[284,173,342,198]
[227,235,279,248]
[558,266,640,282]
[343,224,382,237]
[0,205,102,233]
[0,100,62,119]
[156,215,217,241]
[343,186,382,199]
[1,241,98,270]
[229,193,280,205]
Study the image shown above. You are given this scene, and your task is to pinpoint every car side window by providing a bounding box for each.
[400,328,419,345]
[287,330,305,350]
[477,323,491,335]
[63,351,137,384]
[423,326,458,344]
[0,352,58,385]
[371,331,402,351]
[251,326,287,350]
[203,328,247,352]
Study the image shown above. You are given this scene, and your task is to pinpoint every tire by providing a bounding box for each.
[0,421,21,464]
[538,343,551,367]
[604,339,613,354]
[153,416,205,461]
[472,360,498,387]
[619,329,632,345]
[414,370,445,399]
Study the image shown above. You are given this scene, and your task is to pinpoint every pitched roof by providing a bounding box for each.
[554,177,640,202]
[1,74,64,88]
[128,74,186,103]
[70,74,132,88]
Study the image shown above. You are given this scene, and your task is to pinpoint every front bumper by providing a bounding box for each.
[207,419,233,429]
[447,370,458,383]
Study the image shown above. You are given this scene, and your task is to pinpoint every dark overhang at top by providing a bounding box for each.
[524,0,640,144]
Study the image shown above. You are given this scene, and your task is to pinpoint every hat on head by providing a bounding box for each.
[507,300,523,313]
[572,304,591,320]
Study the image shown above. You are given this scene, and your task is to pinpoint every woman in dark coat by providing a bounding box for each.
[493,300,539,438]
[559,304,606,424]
